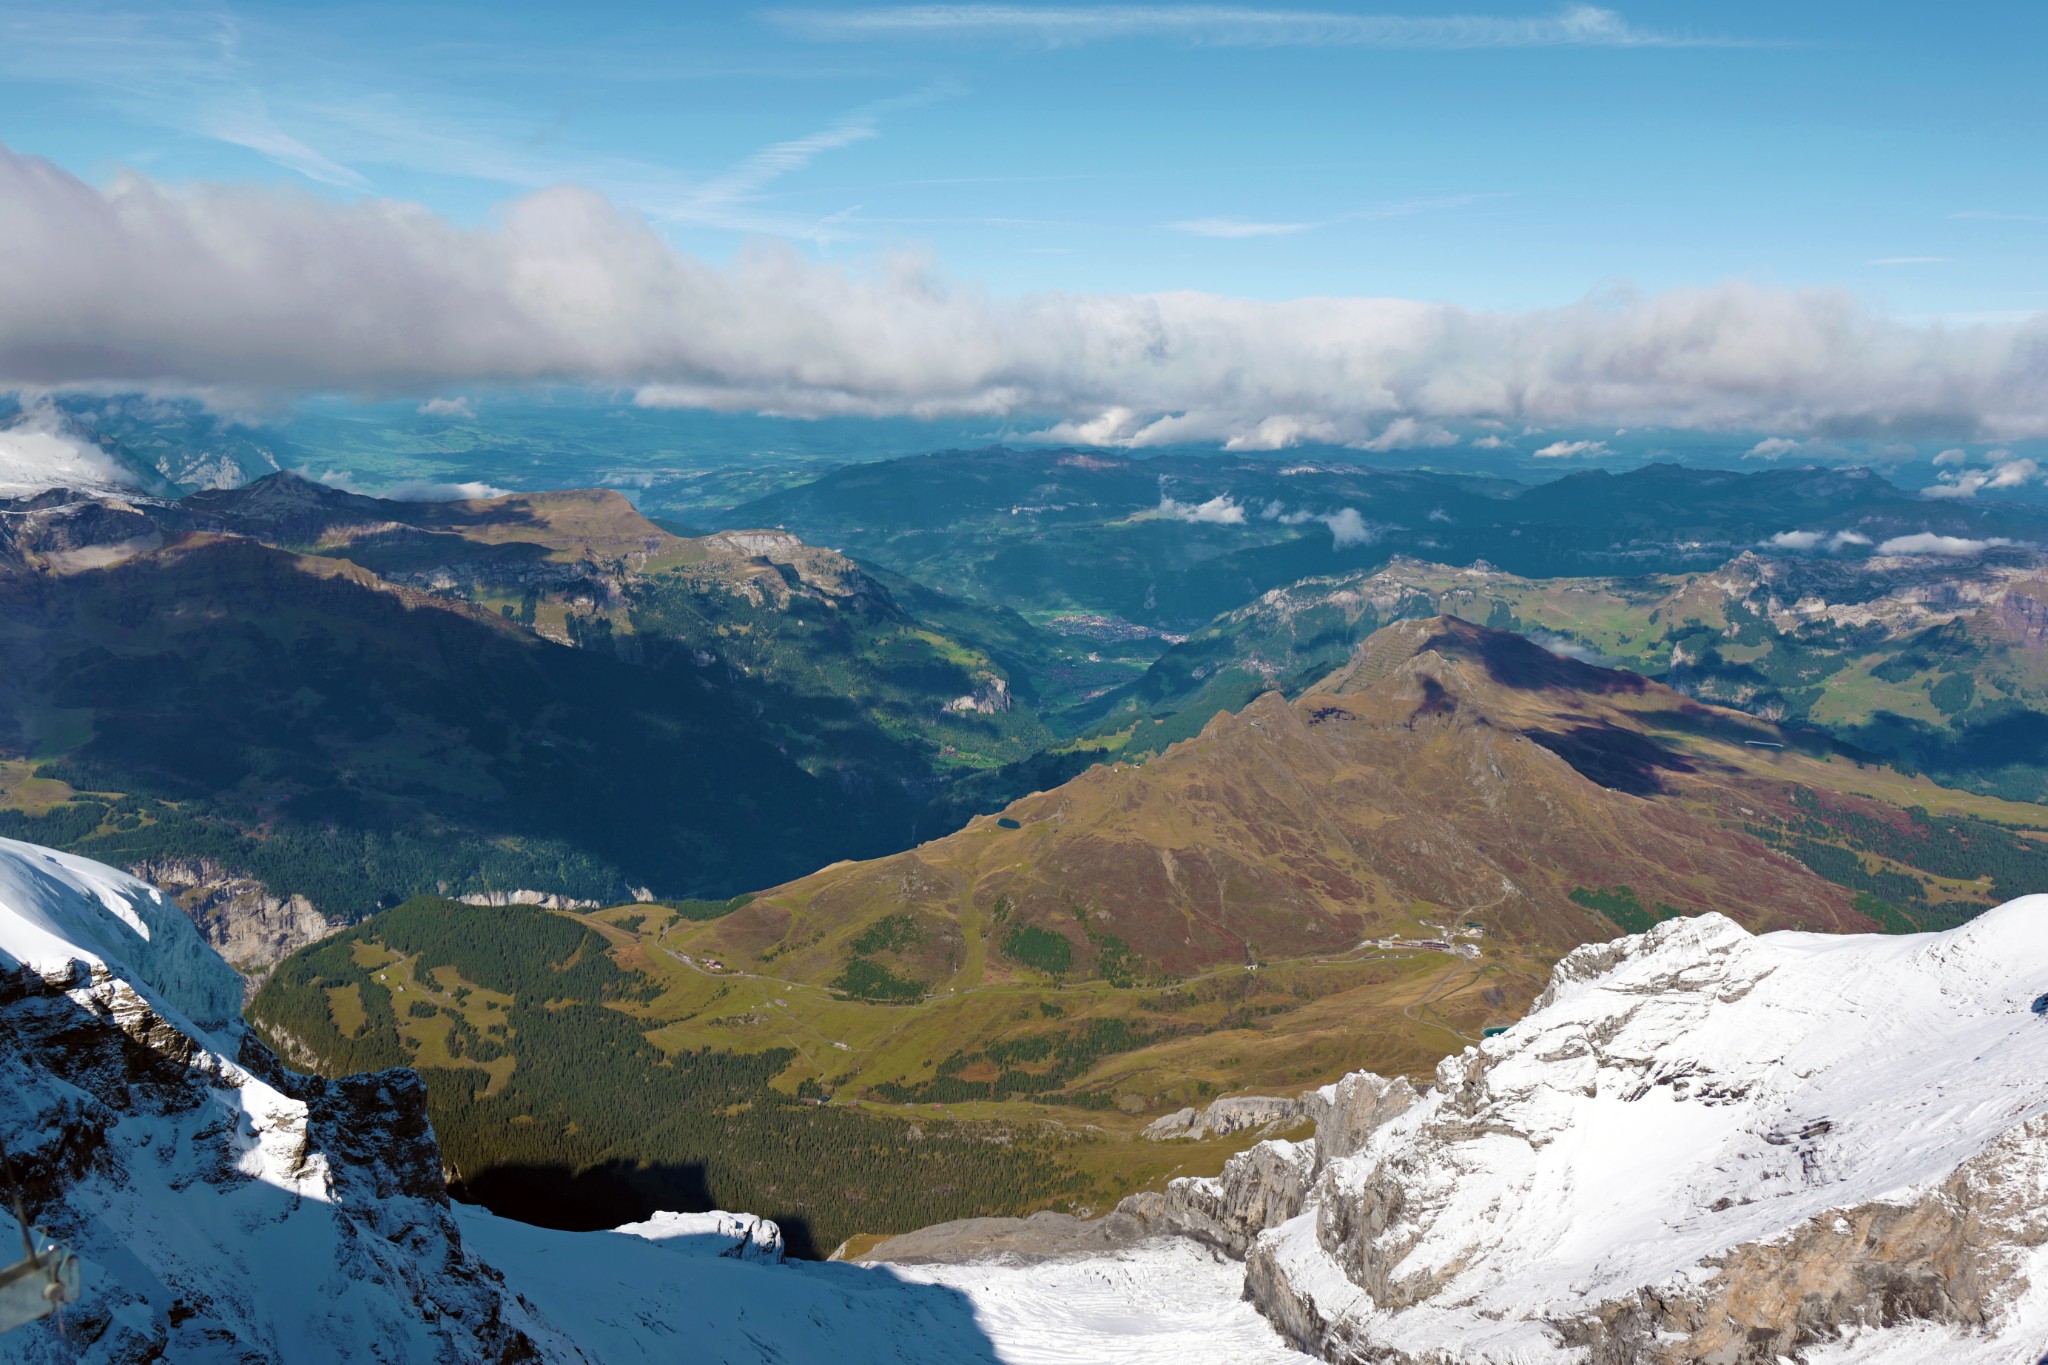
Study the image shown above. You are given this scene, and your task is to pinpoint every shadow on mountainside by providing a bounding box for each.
[453,1159,821,1259]
[1527,720,1698,797]
[1422,617,1648,695]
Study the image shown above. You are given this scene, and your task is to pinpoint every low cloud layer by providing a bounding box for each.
[0,397,140,494]
[1923,447,2042,499]
[5,144,2048,448]
[1260,499,1376,546]
[307,468,509,502]
[1155,492,1247,524]
[1765,529,1872,553]
[1876,532,2015,557]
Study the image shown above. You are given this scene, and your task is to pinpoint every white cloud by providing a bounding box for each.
[1951,210,2048,224]
[1525,629,1602,663]
[1533,439,1611,458]
[1320,506,1374,548]
[6,144,2048,448]
[418,396,476,419]
[1259,499,1375,545]
[380,479,511,502]
[1766,530,1824,551]
[1876,532,2014,556]
[0,396,140,494]
[1768,528,1879,552]
[1166,218,1314,239]
[1470,434,1509,449]
[1986,446,2020,463]
[773,5,1744,50]
[1427,507,1452,523]
[1747,436,1800,459]
[1156,492,1246,524]
[1924,457,2042,499]
[304,466,508,502]
[1933,447,1968,466]
[1357,417,1458,451]
[1224,414,1344,450]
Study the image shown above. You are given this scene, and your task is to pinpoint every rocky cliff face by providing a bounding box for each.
[0,837,562,1364]
[1239,904,2048,1364]
[867,901,2048,1364]
[128,856,339,994]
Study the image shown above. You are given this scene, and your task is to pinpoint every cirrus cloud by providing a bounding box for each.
[4,143,2048,451]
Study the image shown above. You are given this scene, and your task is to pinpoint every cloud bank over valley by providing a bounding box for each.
[3,143,2046,453]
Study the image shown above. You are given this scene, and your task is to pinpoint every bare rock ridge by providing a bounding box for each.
[864,1072,1418,1266]
[871,904,2048,1363]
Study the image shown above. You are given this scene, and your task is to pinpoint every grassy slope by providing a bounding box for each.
[252,616,2048,1248]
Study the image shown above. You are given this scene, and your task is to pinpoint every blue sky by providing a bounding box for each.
[0,2,2043,470]
[4,0,2043,318]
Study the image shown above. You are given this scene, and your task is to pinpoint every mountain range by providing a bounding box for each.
[7,830,2042,1363]
[244,612,2048,1251]
[6,441,2048,1360]
[0,473,1077,930]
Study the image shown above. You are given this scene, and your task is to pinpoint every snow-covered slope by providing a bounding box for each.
[1244,905,2048,1364]
[0,836,1306,1364]
[10,830,2042,1364]
[0,837,560,1363]
[0,836,241,1028]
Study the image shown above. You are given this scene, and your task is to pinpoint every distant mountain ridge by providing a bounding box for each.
[1086,547,2048,799]
[0,473,1064,928]
[714,449,2048,636]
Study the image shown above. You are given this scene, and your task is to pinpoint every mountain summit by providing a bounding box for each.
[658,615,1872,1102]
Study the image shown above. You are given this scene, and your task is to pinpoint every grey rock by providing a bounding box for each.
[1143,1093,1321,1142]
[132,856,340,997]
[856,1208,1155,1266]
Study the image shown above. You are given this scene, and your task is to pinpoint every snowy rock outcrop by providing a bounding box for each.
[1125,1139,1321,1258]
[0,837,557,1364]
[1243,905,2048,1364]
[1144,1093,1323,1141]
[0,835,1311,1364]
[610,1210,785,1264]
